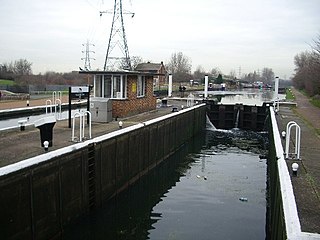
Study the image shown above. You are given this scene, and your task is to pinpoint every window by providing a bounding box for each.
[112,75,127,99]
[94,75,102,97]
[137,75,146,97]
[103,75,111,98]
[94,74,127,99]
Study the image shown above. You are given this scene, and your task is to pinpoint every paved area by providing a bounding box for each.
[0,99,186,167]
[276,88,320,233]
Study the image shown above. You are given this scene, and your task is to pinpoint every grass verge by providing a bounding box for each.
[0,79,16,86]
[286,88,295,100]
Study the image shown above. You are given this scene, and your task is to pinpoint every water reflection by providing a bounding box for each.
[63,129,268,240]
[219,90,273,106]
[198,89,285,106]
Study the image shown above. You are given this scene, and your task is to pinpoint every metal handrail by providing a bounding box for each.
[72,111,92,142]
[285,121,301,160]
[45,99,52,114]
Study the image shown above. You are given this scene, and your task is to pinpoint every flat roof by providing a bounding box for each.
[79,70,165,76]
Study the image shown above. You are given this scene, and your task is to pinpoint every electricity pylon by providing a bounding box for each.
[100,0,134,71]
[81,40,95,71]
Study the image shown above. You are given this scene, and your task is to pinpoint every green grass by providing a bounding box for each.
[0,79,16,86]
[310,97,320,108]
[285,88,295,100]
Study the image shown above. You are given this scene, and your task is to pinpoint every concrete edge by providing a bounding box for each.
[0,104,206,177]
[271,106,320,239]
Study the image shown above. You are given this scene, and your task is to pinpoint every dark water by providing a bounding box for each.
[63,128,268,240]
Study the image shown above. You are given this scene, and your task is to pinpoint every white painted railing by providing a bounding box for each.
[72,111,92,142]
[285,121,301,160]
[45,99,52,114]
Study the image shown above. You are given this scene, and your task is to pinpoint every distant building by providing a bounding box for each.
[80,70,164,118]
[135,62,167,88]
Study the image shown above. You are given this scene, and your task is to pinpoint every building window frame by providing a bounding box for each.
[137,75,146,97]
[111,75,127,99]
[94,74,127,99]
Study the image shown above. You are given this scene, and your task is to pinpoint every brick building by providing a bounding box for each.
[81,70,161,118]
[135,62,167,87]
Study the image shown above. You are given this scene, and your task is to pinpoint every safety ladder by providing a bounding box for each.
[87,143,96,210]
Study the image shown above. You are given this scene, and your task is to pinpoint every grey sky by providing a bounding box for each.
[0,0,319,78]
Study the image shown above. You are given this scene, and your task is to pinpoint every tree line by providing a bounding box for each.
[165,52,275,84]
[292,35,320,96]
[0,55,279,90]
[9,46,319,92]
[0,59,87,88]
[0,59,32,79]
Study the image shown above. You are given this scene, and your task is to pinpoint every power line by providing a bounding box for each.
[100,0,134,71]
[81,40,95,71]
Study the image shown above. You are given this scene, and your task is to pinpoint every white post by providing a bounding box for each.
[55,99,62,120]
[204,75,209,98]
[72,112,82,142]
[275,76,279,100]
[45,99,52,114]
[168,74,172,97]
[52,91,56,106]
[58,91,62,101]
[285,121,301,160]
[93,75,96,97]
[81,111,92,139]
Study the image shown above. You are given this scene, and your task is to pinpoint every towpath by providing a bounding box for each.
[276,88,320,234]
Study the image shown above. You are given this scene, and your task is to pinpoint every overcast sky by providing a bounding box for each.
[0,0,319,78]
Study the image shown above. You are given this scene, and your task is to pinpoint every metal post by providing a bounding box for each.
[45,99,52,114]
[285,121,301,160]
[55,99,62,120]
[204,75,209,98]
[168,74,172,97]
[52,91,56,106]
[82,111,92,139]
[68,87,72,128]
[275,76,279,100]
[72,112,82,142]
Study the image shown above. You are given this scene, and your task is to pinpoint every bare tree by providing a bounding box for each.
[193,65,206,81]
[119,56,144,70]
[243,71,260,82]
[261,68,274,84]
[14,59,32,75]
[130,56,144,70]
[229,69,237,79]
[209,67,221,78]
[293,36,320,96]
[166,52,192,82]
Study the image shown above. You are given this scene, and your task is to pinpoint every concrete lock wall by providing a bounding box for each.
[0,104,206,240]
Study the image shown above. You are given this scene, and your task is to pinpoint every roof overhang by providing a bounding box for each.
[79,70,165,76]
